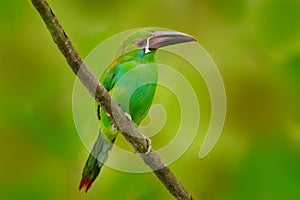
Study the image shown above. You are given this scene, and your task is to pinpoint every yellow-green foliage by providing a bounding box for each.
[0,0,300,199]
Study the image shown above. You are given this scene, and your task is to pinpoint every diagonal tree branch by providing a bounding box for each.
[30,0,193,199]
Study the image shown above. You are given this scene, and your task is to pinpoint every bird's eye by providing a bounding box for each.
[134,38,146,47]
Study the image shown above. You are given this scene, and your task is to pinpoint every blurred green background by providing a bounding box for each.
[1,0,300,199]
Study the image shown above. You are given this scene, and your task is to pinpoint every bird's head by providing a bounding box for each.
[117,28,196,57]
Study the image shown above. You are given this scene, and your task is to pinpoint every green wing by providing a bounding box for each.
[98,50,158,126]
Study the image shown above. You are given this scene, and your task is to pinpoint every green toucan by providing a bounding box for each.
[79,29,195,192]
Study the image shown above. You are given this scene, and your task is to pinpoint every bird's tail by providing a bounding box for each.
[79,129,115,193]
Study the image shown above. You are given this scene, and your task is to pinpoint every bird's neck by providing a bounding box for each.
[119,49,155,64]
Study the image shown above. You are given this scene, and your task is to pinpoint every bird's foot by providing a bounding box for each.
[144,137,152,154]
[111,124,117,131]
[133,137,152,154]
[124,112,132,121]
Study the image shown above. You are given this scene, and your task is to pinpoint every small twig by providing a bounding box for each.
[30,0,193,199]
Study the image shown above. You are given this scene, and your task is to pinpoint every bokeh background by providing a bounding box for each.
[1,0,300,199]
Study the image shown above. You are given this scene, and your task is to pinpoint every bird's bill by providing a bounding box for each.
[149,31,196,49]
